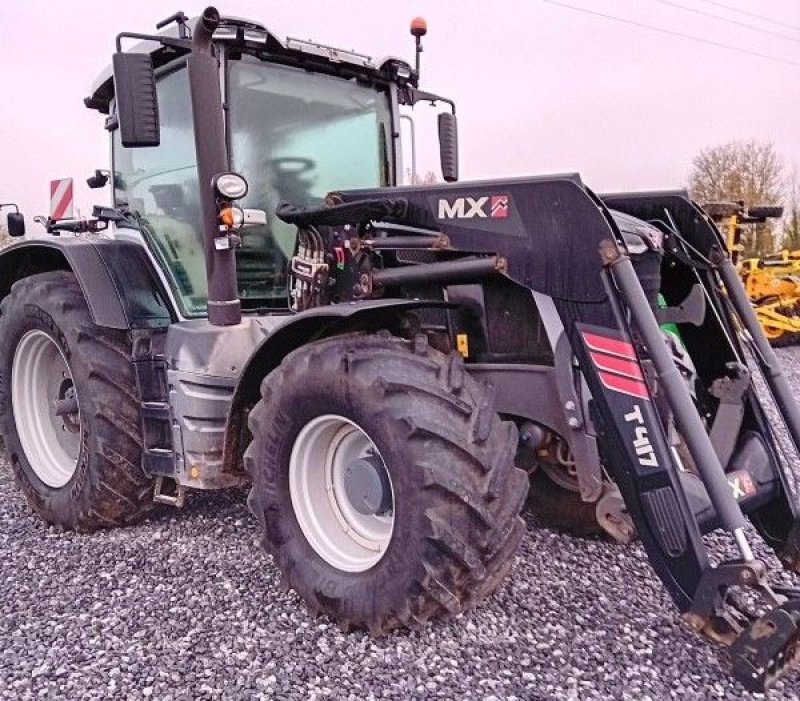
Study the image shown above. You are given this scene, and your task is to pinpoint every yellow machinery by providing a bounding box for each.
[703,201,799,345]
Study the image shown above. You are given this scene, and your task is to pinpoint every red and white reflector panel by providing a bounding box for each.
[50,178,74,220]
[582,331,650,400]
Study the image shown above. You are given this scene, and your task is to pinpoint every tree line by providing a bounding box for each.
[689,139,798,258]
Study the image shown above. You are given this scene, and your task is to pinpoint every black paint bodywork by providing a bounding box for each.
[334,175,617,305]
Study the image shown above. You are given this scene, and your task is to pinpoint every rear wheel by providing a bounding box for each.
[523,440,604,537]
[0,272,153,530]
[245,333,528,632]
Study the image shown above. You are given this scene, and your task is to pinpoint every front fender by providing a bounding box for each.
[222,299,456,474]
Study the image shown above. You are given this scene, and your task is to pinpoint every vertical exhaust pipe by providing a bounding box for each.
[189,7,241,326]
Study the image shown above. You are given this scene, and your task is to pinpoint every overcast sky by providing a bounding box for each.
[1,0,798,223]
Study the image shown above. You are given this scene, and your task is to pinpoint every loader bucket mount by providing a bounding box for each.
[682,557,800,691]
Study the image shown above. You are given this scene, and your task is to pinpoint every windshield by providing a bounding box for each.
[228,56,393,308]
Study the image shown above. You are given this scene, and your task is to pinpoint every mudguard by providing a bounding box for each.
[0,237,174,329]
[234,298,457,406]
[222,298,457,475]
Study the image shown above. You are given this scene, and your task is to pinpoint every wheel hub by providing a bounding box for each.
[289,414,395,572]
[342,454,393,516]
[11,329,81,488]
[55,381,80,433]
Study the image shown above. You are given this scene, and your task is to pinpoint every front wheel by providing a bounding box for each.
[244,333,528,633]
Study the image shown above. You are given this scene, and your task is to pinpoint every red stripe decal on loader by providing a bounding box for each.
[589,351,644,381]
[582,331,637,360]
[598,371,650,400]
[582,330,650,400]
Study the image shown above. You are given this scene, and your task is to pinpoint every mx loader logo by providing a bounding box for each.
[437,194,510,220]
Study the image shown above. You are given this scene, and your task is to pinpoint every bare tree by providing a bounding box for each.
[689,140,785,257]
[405,169,439,186]
[783,168,800,252]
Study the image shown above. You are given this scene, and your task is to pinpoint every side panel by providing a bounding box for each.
[569,321,709,610]
[0,238,174,329]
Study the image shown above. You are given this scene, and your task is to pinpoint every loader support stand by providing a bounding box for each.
[610,256,749,540]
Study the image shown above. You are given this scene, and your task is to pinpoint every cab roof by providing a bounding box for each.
[86,14,412,114]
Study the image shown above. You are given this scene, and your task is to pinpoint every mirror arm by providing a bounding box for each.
[406,88,456,115]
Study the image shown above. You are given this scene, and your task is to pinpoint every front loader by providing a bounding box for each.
[1,8,800,691]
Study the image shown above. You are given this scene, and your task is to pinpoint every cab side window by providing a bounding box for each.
[113,65,207,316]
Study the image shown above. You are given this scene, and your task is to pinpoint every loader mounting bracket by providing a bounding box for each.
[731,598,800,692]
[684,559,800,690]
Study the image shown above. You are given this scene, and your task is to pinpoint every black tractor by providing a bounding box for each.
[1,8,799,691]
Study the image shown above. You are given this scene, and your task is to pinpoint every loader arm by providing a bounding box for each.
[279,178,800,690]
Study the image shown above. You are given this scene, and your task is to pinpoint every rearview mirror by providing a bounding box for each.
[87,170,110,189]
[113,52,160,148]
[438,112,458,183]
[7,212,25,237]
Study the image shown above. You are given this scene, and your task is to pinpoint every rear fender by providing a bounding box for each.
[0,238,174,329]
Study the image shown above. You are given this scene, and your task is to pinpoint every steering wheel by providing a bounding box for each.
[266,157,315,175]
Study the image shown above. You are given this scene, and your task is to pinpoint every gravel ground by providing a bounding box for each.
[2,353,800,700]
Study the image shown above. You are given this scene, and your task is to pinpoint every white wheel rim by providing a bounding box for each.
[11,330,81,488]
[289,414,395,572]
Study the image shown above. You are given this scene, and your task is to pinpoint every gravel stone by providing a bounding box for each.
[1,350,800,700]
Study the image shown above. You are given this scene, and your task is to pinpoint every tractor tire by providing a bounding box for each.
[747,205,784,220]
[0,271,153,531]
[244,332,528,633]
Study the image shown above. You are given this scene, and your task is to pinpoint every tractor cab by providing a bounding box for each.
[85,11,456,320]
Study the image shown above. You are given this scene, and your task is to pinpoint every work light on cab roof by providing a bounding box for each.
[410,16,427,79]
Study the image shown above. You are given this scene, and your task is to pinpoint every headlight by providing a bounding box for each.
[213,172,248,200]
